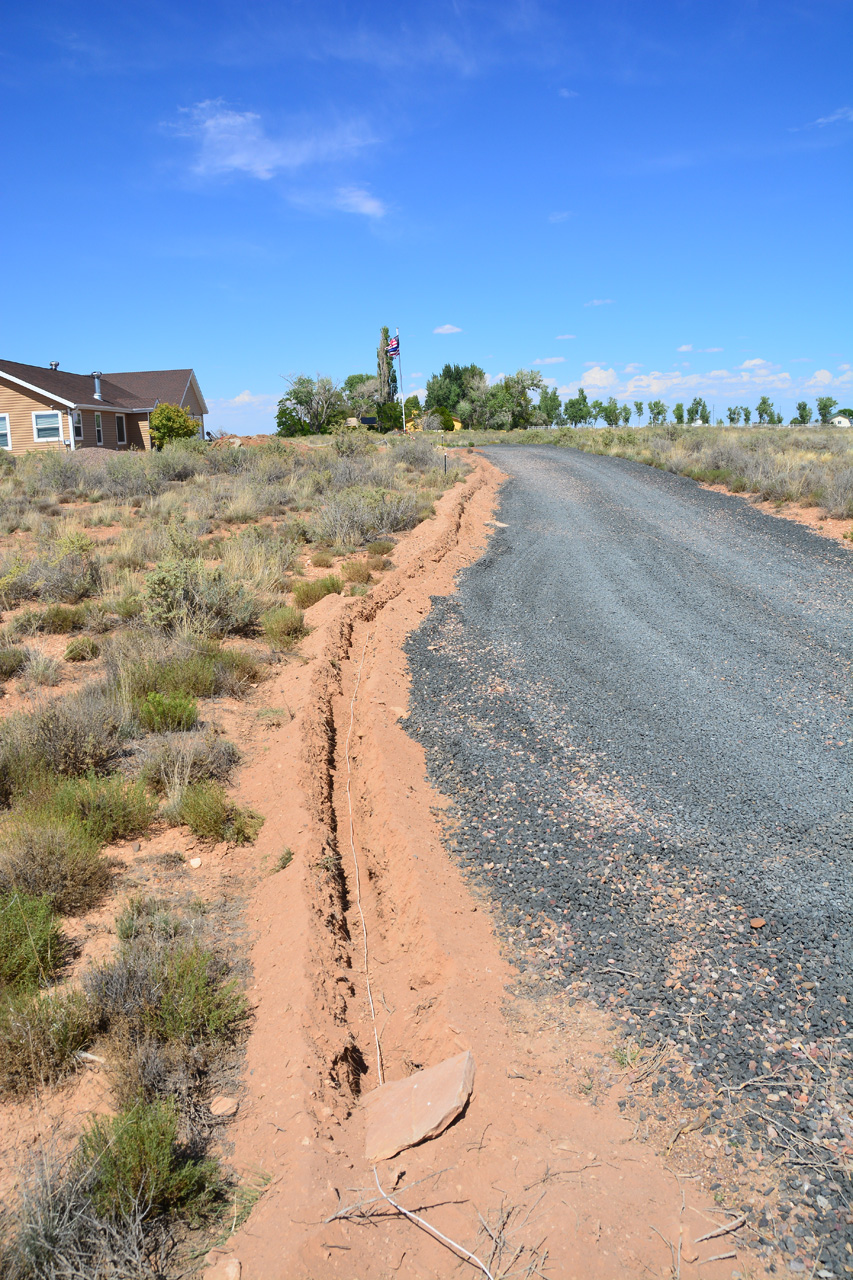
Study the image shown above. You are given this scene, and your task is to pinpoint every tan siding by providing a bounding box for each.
[0,383,70,456]
[181,383,206,435]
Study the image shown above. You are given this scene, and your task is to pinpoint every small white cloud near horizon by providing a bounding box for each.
[555,334,576,340]
[534,356,565,365]
[558,88,579,98]
[335,186,385,217]
[585,298,613,307]
[175,100,372,180]
[678,344,693,352]
[434,323,461,334]
[812,106,853,127]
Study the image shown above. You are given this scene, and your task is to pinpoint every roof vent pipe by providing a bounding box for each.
[49,361,59,371]
[91,372,102,401]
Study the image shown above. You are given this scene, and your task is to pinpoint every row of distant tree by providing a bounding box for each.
[275,337,849,436]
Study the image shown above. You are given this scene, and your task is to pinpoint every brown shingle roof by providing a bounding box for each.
[0,359,205,413]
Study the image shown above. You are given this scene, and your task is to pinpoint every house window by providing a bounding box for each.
[95,412,103,445]
[0,414,9,450]
[33,411,61,441]
[115,414,126,444]
[73,411,83,440]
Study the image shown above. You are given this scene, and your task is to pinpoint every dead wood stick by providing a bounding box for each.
[699,1251,737,1264]
[694,1213,747,1243]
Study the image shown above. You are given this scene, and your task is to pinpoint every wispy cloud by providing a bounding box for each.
[534,356,565,365]
[549,211,572,223]
[556,334,576,340]
[623,363,642,373]
[679,343,723,353]
[335,186,385,217]
[434,323,461,334]
[677,344,692,352]
[174,100,372,180]
[585,298,613,307]
[800,106,853,129]
[558,88,579,98]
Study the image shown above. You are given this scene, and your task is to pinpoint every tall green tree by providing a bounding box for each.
[726,405,742,425]
[817,396,838,423]
[673,402,685,424]
[687,397,709,423]
[589,399,605,426]
[425,363,486,414]
[565,388,591,426]
[404,395,422,422]
[619,404,631,426]
[633,401,644,424]
[741,406,752,424]
[648,399,668,425]
[537,385,563,425]
[599,396,620,428]
[276,375,347,436]
[756,396,775,424]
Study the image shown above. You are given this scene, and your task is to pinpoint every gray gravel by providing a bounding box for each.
[404,446,852,1269]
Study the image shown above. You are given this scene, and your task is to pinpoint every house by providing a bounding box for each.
[0,359,208,455]
[830,414,851,428]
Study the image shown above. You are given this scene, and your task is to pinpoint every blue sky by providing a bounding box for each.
[2,0,851,430]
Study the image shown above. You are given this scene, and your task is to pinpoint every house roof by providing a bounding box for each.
[0,359,206,413]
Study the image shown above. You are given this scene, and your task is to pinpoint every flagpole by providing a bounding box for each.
[396,328,407,433]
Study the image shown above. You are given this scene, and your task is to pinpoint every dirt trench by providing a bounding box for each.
[212,456,772,1280]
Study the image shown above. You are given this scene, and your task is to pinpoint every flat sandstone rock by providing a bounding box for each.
[363,1050,475,1162]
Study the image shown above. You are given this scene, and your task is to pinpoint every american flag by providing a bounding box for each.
[386,335,400,357]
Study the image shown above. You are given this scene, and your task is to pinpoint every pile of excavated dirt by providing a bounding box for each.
[205,454,773,1279]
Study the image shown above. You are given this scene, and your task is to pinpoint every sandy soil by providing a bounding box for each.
[206,455,772,1280]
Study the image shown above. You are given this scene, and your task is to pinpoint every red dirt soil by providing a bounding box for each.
[207,456,772,1279]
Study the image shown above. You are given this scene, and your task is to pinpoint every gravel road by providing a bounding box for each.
[404,446,852,1271]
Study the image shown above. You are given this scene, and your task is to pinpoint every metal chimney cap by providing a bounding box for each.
[90,371,102,378]
[49,361,59,371]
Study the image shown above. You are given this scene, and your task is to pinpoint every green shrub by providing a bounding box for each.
[20,652,61,688]
[79,1099,221,1221]
[139,691,198,733]
[115,894,183,945]
[64,635,101,662]
[291,574,343,609]
[115,592,143,620]
[0,892,63,993]
[143,560,258,636]
[174,781,263,845]
[148,944,247,1046]
[0,988,93,1095]
[366,540,395,555]
[261,605,307,649]
[47,774,156,846]
[0,814,110,914]
[211,647,264,694]
[0,647,28,681]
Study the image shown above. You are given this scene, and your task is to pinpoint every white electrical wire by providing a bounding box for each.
[343,632,496,1280]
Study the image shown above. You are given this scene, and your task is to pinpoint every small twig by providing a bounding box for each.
[650,1224,676,1272]
[698,1251,736,1264]
[324,1169,450,1223]
[694,1213,747,1243]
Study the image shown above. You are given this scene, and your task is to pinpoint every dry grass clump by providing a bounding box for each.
[171,780,263,845]
[0,815,111,915]
[0,647,28,681]
[291,574,343,609]
[0,892,64,994]
[0,988,93,1095]
[19,652,61,690]
[135,731,240,800]
[143,559,258,636]
[365,539,395,556]
[341,559,371,584]
[261,605,307,649]
[366,555,391,572]
[0,689,126,801]
[311,488,420,545]
[310,548,335,568]
[64,635,100,662]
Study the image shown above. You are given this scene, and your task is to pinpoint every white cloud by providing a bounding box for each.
[585,298,613,307]
[534,356,565,365]
[839,363,851,372]
[624,363,642,373]
[549,211,571,223]
[677,344,693,352]
[558,88,579,98]
[555,334,576,340]
[409,371,423,378]
[175,100,371,180]
[207,390,279,434]
[434,323,461,334]
[812,106,853,127]
[740,357,768,369]
[543,377,559,386]
[581,366,619,389]
[805,368,834,386]
[335,186,385,217]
